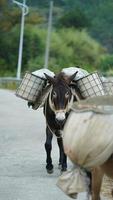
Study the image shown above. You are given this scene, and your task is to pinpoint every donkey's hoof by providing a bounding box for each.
[61,167,67,172]
[47,168,54,174]
[46,164,54,174]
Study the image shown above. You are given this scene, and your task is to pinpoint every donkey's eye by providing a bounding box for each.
[53,91,57,98]
[65,92,69,98]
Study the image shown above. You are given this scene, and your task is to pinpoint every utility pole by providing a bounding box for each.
[44,1,53,69]
[12,0,29,80]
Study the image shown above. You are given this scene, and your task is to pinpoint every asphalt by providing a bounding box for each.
[0,89,106,200]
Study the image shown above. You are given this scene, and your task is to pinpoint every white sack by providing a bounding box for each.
[57,167,90,199]
[32,68,55,79]
[62,67,89,80]
[63,111,113,169]
[57,110,113,197]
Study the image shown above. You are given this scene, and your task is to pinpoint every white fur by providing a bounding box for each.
[66,95,74,111]
[55,111,65,121]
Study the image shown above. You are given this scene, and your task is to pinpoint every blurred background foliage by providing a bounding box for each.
[1,0,113,77]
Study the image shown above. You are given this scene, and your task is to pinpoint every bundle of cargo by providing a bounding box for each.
[62,68,105,98]
[101,175,113,200]
[16,67,107,108]
[16,67,113,108]
[15,69,55,108]
[16,71,46,102]
[57,96,113,199]
[76,72,105,98]
[102,80,113,95]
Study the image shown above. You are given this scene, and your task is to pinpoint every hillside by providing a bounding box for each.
[26,0,113,53]
[0,0,113,76]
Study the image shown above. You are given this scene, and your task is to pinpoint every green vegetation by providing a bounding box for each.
[57,8,90,29]
[1,0,113,78]
[0,79,21,90]
[0,25,106,75]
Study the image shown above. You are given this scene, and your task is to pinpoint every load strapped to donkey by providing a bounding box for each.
[57,95,113,200]
[16,67,113,200]
[15,67,113,107]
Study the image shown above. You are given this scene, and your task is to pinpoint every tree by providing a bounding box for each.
[57,8,90,29]
[0,0,7,7]
[27,0,65,7]
[89,1,113,53]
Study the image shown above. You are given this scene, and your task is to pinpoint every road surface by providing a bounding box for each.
[0,89,106,200]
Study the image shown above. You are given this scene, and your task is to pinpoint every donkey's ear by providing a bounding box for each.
[68,71,78,84]
[44,73,55,84]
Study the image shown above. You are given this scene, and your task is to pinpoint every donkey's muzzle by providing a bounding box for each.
[55,111,66,124]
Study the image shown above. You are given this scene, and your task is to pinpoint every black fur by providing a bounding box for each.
[43,72,77,173]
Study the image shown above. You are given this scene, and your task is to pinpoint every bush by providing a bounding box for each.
[26,28,107,73]
[98,55,113,74]
[57,8,90,29]
[18,26,105,72]
[49,28,106,72]
[0,26,107,76]
[0,25,47,76]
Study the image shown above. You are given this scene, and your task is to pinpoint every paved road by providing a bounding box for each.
[0,89,94,200]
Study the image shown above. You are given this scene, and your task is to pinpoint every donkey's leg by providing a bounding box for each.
[45,126,53,174]
[57,136,67,172]
[86,171,92,199]
[91,167,104,200]
[101,156,113,178]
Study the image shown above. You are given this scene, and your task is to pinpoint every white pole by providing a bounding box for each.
[44,1,53,69]
[12,0,29,79]
[16,0,26,79]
